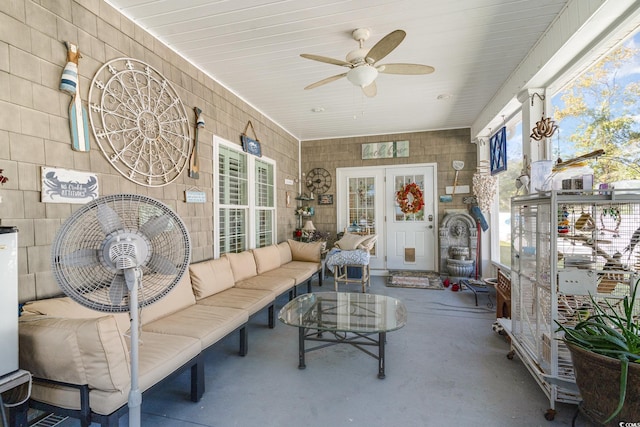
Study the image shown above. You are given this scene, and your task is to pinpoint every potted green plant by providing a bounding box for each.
[556,278,640,425]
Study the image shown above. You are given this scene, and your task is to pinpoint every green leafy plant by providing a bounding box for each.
[556,278,640,423]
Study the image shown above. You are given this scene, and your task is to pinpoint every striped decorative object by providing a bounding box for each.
[60,42,90,152]
[60,61,78,95]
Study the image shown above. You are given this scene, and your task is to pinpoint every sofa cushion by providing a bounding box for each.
[252,245,282,274]
[19,315,130,392]
[142,304,248,349]
[196,288,274,316]
[21,297,130,332]
[288,239,322,262]
[139,272,196,326]
[334,233,369,250]
[277,242,293,264]
[235,275,295,295]
[29,331,201,416]
[225,252,258,282]
[262,266,316,286]
[189,257,235,299]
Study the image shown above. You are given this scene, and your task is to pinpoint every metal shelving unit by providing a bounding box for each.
[502,189,640,420]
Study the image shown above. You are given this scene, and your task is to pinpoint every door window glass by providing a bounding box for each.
[347,177,376,254]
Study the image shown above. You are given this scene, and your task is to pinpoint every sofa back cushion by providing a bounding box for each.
[19,315,130,392]
[189,257,235,299]
[21,297,130,332]
[252,245,281,274]
[277,242,293,264]
[139,273,196,325]
[287,239,322,262]
[225,251,257,282]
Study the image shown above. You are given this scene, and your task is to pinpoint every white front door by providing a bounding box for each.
[385,166,437,271]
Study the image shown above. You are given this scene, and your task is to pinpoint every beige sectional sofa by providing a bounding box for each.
[16,240,322,427]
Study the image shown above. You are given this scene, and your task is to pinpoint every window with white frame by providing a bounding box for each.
[215,136,276,255]
[491,116,523,268]
[254,158,275,247]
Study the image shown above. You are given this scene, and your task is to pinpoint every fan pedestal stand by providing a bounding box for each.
[126,267,142,427]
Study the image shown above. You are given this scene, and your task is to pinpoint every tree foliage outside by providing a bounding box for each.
[553,43,640,182]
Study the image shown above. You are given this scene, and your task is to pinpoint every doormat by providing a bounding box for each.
[386,270,443,290]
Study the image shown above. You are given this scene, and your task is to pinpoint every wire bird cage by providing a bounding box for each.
[505,189,640,420]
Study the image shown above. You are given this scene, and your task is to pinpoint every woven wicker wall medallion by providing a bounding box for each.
[88,58,191,187]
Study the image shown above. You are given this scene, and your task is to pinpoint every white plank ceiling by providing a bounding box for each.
[108,0,569,140]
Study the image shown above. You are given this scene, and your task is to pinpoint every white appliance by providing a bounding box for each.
[0,226,18,378]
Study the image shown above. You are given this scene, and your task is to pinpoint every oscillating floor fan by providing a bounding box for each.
[51,194,191,427]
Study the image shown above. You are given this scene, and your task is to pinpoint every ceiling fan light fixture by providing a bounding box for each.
[347,65,378,88]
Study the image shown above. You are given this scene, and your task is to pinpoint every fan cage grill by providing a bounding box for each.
[51,194,191,312]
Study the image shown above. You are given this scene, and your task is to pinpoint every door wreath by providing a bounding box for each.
[396,183,424,214]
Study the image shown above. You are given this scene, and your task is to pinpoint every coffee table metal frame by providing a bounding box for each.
[279,292,407,379]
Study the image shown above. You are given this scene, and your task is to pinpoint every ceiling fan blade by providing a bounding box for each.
[147,253,178,276]
[109,274,126,305]
[362,81,377,98]
[304,73,347,90]
[60,249,100,267]
[300,54,352,67]
[366,29,406,64]
[378,63,435,75]
[140,214,171,240]
[96,203,123,234]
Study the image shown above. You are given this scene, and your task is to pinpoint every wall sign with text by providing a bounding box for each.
[41,167,99,204]
[362,140,409,160]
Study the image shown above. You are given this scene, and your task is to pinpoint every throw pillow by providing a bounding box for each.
[358,234,378,251]
[287,239,322,262]
[334,233,369,250]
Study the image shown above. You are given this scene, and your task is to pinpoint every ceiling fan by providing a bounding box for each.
[301,28,434,97]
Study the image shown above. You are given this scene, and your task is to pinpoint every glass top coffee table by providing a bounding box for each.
[278,292,407,378]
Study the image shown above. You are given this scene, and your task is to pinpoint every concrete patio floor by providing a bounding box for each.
[50,274,587,427]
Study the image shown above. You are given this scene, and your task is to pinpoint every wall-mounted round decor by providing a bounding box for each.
[306,167,332,194]
[88,58,191,187]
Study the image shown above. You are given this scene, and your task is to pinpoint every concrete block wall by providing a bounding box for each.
[301,128,475,242]
[0,0,299,302]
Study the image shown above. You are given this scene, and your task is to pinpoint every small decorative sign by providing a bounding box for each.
[185,190,207,203]
[318,194,334,205]
[241,120,262,157]
[41,167,98,204]
[362,140,409,160]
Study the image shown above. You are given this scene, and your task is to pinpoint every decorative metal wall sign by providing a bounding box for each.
[41,167,98,204]
[88,58,191,187]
